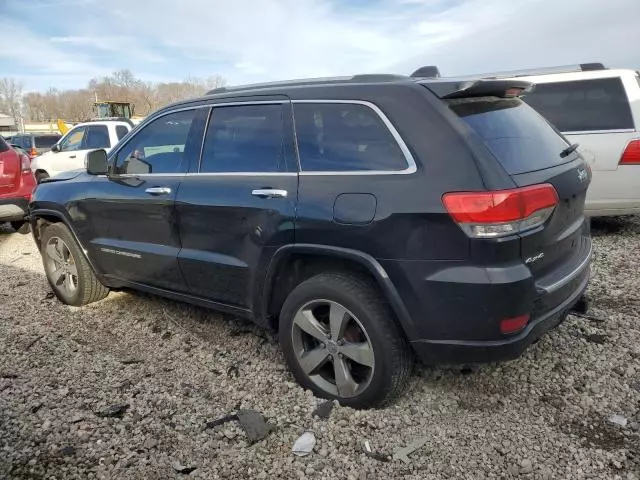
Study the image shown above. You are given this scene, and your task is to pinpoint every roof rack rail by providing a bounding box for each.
[206,74,411,95]
[467,63,606,79]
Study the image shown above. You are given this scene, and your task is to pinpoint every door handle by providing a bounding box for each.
[145,187,172,195]
[251,189,287,198]
[69,155,76,159]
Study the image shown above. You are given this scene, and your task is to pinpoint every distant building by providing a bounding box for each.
[0,113,16,135]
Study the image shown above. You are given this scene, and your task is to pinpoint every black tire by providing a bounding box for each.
[279,272,413,408]
[35,171,49,184]
[10,221,30,234]
[40,222,109,306]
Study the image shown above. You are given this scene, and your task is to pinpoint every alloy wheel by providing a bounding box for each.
[44,236,78,297]
[291,299,375,398]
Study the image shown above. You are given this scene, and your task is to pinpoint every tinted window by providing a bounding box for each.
[294,103,408,171]
[448,97,572,175]
[59,128,86,152]
[0,136,8,152]
[116,125,129,141]
[523,78,634,132]
[200,104,285,173]
[83,125,110,149]
[114,110,195,175]
[34,135,61,148]
[12,136,29,149]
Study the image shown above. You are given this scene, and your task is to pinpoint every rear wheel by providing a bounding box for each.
[10,221,30,234]
[279,272,413,408]
[35,171,49,184]
[40,223,109,306]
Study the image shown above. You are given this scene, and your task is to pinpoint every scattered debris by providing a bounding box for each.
[363,440,389,462]
[571,311,606,323]
[205,414,238,429]
[24,335,44,351]
[30,403,43,414]
[0,372,18,379]
[583,333,607,345]
[161,331,172,340]
[120,357,144,365]
[95,404,129,418]
[42,292,55,300]
[393,436,429,464]
[227,364,239,378]
[142,438,158,450]
[609,414,628,427]
[312,400,334,420]
[237,409,273,444]
[59,445,76,456]
[15,281,27,287]
[70,414,84,424]
[172,463,197,474]
[520,458,533,474]
[292,431,316,457]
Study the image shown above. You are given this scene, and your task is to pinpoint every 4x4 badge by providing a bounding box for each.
[577,168,588,183]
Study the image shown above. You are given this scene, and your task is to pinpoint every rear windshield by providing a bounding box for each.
[448,97,572,175]
[522,78,634,132]
[35,135,61,148]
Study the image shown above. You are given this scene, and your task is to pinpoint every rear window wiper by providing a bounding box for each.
[560,143,579,158]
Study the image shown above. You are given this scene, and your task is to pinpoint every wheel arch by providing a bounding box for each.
[259,244,418,339]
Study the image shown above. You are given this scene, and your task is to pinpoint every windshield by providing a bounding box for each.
[447,97,573,175]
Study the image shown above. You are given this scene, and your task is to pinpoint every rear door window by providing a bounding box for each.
[83,125,111,149]
[523,78,634,132]
[293,102,408,172]
[448,97,572,175]
[34,135,60,148]
[200,104,286,173]
[116,125,129,141]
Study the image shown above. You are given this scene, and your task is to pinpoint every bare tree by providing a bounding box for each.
[0,78,24,126]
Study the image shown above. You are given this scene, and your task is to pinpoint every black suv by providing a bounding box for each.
[29,72,592,407]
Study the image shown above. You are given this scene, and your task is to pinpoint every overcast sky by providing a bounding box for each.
[1,0,638,91]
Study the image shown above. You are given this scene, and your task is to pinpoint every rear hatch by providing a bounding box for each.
[424,80,591,286]
[0,138,22,197]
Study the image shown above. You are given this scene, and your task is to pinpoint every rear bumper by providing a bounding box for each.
[586,167,640,217]
[410,269,588,365]
[0,197,29,222]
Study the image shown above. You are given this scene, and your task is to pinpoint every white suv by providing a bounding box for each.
[30,120,133,183]
[512,65,640,217]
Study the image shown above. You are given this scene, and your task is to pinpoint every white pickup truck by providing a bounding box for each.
[30,120,133,183]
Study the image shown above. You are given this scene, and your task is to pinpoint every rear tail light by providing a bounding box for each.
[20,154,31,173]
[619,140,640,165]
[442,184,558,238]
[29,147,38,159]
[500,314,530,334]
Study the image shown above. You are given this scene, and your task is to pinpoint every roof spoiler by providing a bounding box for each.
[468,63,606,79]
[421,79,533,99]
[410,66,441,78]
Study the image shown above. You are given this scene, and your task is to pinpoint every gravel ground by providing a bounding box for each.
[1,217,639,480]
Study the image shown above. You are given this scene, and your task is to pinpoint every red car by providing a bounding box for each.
[0,136,36,232]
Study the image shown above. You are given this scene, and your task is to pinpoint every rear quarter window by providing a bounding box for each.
[448,97,572,175]
[34,135,61,148]
[116,125,129,141]
[523,78,634,132]
[293,102,409,172]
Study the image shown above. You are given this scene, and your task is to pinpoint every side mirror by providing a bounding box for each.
[51,144,61,153]
[86,149,108,175]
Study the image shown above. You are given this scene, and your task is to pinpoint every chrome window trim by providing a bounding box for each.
[563,128,636,135]
[111,172,298,178]
[291,99,417,176]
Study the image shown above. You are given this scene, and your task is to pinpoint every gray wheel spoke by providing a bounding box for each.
[339,342,374,368]
[67,261,78,277]
[334,356,358,397]
[45,242,63,263]
[294,309,327,341]
[329,302,349,341]
[298,347,330,375]
[52,267,66,285]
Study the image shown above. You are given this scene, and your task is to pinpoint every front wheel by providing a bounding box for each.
[40,223,109,306]
[279,272,413,408]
